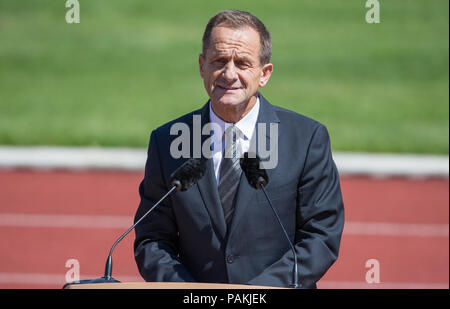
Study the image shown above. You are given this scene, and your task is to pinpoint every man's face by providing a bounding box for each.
[199,26,273,121]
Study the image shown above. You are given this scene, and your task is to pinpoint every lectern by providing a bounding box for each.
[64,282,285,289]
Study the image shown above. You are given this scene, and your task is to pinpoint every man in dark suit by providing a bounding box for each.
[134,10,344,288]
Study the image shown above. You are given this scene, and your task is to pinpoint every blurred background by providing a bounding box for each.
[0,0,448,289]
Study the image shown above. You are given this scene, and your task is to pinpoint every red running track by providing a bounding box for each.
[0,169,448,289]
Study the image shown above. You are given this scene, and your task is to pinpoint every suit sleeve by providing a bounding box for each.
[247,124,345,288]
[133,130,196,282]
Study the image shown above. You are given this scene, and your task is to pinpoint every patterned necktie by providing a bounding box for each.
[218,125,242,229]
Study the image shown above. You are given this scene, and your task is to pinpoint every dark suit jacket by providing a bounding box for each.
[134,93,344,288]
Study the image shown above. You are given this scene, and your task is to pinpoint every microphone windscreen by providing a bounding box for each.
[240,152,269,189]
[170,158,207,191]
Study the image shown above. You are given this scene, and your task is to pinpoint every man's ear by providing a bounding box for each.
[199,53,205,78]
[259,63,273,87]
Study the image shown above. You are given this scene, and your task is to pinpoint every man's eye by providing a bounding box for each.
[236,62,249,69]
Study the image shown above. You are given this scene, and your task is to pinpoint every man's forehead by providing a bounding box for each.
[211,26,259,43]
[209,45,254,57]
[208,26,260,55]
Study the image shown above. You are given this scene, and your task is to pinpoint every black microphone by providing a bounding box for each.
[240,152,299,289]
[63,157,207,288]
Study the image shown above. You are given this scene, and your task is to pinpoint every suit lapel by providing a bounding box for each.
[196,102,227,241]
[228,94,280,239]
[197,158,227,241]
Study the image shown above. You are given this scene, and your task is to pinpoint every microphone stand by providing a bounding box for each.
[103,186,178,281]
[63,185,177,288]
[259,180,299,289]
[62,156,206,289]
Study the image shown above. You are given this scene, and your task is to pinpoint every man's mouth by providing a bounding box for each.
[216,85,241,91]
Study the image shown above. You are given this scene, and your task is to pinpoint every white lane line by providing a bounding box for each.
[0,146,448,177]
[0,272,142,285]
[0,213,448,237]
[0,146,146,171]
[333,152,449,177]
[0,213,132,229]
[317,280,449,289]
[344,221,449,237]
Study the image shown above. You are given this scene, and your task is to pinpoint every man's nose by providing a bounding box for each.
[222,62,238,82]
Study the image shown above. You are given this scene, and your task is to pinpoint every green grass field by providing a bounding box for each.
[0,0,448,154]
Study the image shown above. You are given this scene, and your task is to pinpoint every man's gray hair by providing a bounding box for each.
[202,10,272,65]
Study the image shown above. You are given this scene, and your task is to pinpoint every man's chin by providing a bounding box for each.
[214,95,245,108]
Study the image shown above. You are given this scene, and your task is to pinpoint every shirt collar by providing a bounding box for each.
[209,97,260,141]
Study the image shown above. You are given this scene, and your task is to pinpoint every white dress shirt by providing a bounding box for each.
[209,98,260,185]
